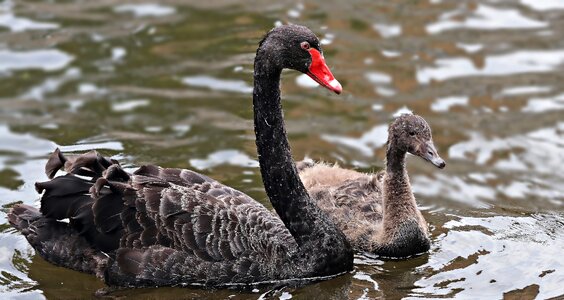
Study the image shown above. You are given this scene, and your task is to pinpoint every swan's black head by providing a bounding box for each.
[256,24,342,94]
[388,114,446,169]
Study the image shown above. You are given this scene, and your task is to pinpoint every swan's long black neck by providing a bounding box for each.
[252,50,351,272]
[252,66,320,241]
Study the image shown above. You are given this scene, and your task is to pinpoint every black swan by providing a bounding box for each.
[8,24,352,288]
[297,114,445,258]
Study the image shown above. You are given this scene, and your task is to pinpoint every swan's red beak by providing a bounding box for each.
[306,48,342,94]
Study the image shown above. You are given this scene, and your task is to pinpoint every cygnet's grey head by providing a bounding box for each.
[388,114,446,169]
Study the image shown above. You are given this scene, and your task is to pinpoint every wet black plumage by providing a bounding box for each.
[8,24,353,287]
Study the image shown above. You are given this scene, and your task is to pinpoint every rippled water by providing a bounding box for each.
[0,0,563,299]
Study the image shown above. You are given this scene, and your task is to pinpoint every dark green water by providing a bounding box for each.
[0,0,563,299]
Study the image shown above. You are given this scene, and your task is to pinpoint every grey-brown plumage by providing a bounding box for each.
[299,114,446,258]
[8,24,353,288]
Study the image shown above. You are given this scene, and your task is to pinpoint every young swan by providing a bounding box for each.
[298,114,445,258]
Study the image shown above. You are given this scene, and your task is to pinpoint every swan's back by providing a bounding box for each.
[299,162,368,189]
[14,150,301,286]
[299,163,386,251]
[122,164,296,254]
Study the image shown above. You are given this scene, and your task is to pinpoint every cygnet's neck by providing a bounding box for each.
[382,140,418,230]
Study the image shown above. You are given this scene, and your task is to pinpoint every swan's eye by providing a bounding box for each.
[300,41,311,50]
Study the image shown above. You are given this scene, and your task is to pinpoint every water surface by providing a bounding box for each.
[0,0,563,299]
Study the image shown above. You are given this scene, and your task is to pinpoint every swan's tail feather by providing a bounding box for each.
[36,174,93,220]
[8,203,42,231]
[45,148,67,179]
[45,148,118,179]
[38,149,121,224]
[8,204,108,277]
[36,150,128,252]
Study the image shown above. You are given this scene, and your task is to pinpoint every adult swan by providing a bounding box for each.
[8,25,352,288]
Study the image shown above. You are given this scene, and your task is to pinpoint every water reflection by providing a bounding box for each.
[189,149,259,170]
[499,85,552,97]
[456,43,483,54]
[412,214,564,299]
[373,23,402,38]
[113,3,176,18]
[321,124,388,157]
[450,125,564,175]
[523,93,564,113]
[520,0,564,11]
[0,0,563,298]
[111,99,150,112]
[0,0,58,32]
[0,50,73,73]
[295,73,319,89]
[417,50,564,84]
[431,96,468,112]
[426,4,547,34]
[182,75,253,94]
[21,68,81,101]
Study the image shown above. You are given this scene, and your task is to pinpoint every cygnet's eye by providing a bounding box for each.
[409,131,416,136]
[300,41,311,50]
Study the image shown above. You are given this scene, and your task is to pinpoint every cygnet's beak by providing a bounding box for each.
[419,140,446,169]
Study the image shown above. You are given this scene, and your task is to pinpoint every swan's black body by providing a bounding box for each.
[8,25,352,287]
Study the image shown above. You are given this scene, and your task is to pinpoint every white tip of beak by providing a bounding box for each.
[329,79,342,94]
